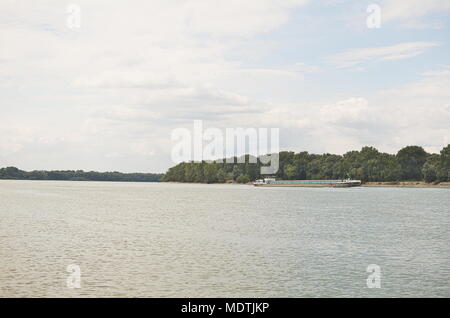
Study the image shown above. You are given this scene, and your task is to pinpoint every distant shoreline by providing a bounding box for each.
[362,181,450,188]
[1,179,449,188]
[163,181,450,188]
[0,166,163,182]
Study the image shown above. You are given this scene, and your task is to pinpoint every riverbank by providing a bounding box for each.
[164,181,450,188]
[362,181,450,188]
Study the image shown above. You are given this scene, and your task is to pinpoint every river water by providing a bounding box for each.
[0,180,448,297]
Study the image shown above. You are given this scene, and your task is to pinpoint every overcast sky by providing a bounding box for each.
[1,0,449,172]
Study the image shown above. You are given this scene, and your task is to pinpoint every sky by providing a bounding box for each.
[1,0,449,173]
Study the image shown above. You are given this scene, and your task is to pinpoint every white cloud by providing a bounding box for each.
[0,0,313,170]
[382,0,450,27]
[368,68,450,152]
[328,42,439,68]
[381,66,450,99]
[0,1,448,171]
[244,66,450,155]
[320,97,371,124]
[184,0,310,36]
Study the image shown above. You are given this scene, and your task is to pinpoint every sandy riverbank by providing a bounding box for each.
[362,181,450,188]
[164,181,450,188]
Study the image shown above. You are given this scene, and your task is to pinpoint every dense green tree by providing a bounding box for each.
[161,145,449,184]
[437,144,450,181]
[203,163,218,183]
[276,151,295,179]
[422,154,440,183]
[396,146,428,180]
[0,167,26,179]
[0,167,163,182]
[4,145,449,185]
[236,174,250,184]
[292,151,309,179]
[284,164,297,180]
[216,169,227,183]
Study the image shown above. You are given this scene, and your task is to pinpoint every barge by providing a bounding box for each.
[253,178,362,188]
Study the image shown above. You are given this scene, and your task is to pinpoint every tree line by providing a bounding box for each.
[162,145,450,184]
[2,145,448,184]
[0,167,163,182]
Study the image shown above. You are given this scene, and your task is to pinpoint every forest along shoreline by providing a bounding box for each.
[2,145,450,187]
[163,145,450,185]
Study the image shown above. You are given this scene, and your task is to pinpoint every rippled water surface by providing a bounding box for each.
[0,180,449,297]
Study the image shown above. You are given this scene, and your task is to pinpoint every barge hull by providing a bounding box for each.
[253,178,362,187]
[254,183,359,188]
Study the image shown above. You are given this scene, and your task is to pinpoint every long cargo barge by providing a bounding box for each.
[253,178,361,188]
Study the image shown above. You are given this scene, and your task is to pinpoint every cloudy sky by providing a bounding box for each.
[1,0,449,172]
